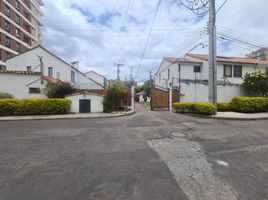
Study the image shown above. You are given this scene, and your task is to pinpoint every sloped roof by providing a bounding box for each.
[42,76,64,84]
[65,91,104,97]
[6,45,105,89]
[186,54,268,65]
[85,70,107,80]
[164,57,203,64]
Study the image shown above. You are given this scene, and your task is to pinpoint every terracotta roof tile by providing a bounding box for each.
[42,76,65,84]
[186,54,268,65]
[164,57,203,64]
[0,70,41,75]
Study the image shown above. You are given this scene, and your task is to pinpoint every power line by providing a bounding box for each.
[216,0,228,13]
[134,0,162,79]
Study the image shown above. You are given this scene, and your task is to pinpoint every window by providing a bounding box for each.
[56,72,60,79]
[24,12,31,21]
[16,15,20,25]
[16,28,20,38]
[23,36,31,45]
[223,65,232,77]
[159,73,161,82]
[5,37,10,48]
[27,66,31,72]
[16,42,20,53]
[5,52,11,60]
[233,65,242,77]
[71,70,75,83]
[0,65,6,71]
[16,0,20,10]
[168,69,170,79]
[29,88,41,94]
[48,67,53,78]
[4,5,10,17]
[193,65,201,73]
[4,21,10,32]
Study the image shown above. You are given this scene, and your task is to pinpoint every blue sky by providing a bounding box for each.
[41,0,268,81]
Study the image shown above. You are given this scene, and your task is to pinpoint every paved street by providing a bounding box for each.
[0,104,268,200]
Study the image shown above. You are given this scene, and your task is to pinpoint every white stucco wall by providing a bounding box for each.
[0,73,46,99]
[85,71,106,87]
[154,58,266,103]
[66,94,104,113]
[179,83,244,103]
[6,47,103,90]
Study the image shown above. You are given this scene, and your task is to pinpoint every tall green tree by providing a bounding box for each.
[103,81,129,112]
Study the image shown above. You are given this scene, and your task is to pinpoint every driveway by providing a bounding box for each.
[0,104,267,200]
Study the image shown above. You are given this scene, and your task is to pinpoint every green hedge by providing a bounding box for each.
[173,102,215,115]
[217,102,231,112]
[0,92,13,99]
[0,98,71,116]
[230,97,268,113]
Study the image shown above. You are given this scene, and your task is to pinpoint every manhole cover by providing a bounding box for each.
[172,132,186,138]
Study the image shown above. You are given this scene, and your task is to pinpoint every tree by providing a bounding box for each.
[103,81,129,112]
[242,70,268,97]
[135,83,151,97]
[43,82,76,98]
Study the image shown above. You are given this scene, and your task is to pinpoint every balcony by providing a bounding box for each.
[23,0,32,10]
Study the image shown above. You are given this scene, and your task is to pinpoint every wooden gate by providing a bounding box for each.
[151,87,180,110]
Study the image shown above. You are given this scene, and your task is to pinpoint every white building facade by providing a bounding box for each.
[85,70,107,88]
[154,54,268,103]
[0,70,45,98]
[6,45,104,90]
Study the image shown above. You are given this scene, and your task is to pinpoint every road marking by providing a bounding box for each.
[216,160,229,167]
[148,138,238,200]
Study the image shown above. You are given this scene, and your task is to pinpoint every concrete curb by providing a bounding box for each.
[0,111,135,122]
[174,112,268,121]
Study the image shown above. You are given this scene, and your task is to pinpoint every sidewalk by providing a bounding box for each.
[0,111,135,121]
[212,112,268,120]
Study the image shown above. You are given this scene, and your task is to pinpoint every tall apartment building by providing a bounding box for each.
[246,47,268,61]
[0,0,44,66]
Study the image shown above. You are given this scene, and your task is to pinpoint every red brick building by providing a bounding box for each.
[0,0,43,67]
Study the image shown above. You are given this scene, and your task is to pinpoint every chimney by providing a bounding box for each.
[71,61,79,68]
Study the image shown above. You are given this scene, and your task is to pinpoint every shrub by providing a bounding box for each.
[230,97,268,113]
[43,82,76,98]
[217,102,231,112]
[0,98,71,116]
[0,92,13,99]
[173,102,215,115]
[103,81,130,112]
[242,70,268,97]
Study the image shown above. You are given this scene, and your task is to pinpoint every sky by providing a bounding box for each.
[40,0,268,82]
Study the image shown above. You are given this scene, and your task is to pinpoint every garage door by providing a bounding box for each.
[79,99,91,113]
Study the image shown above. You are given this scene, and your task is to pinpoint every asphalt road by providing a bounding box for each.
[0,104,268,200]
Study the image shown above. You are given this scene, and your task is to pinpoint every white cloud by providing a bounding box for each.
[41,0,268,81]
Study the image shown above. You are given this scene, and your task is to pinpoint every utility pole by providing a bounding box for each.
[114,63,124,81]
[149,70,153,88]
[208,0,217,114]
[38,56,44,84]
[130,66,134,85]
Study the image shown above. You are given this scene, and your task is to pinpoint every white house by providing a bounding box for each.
[66,92,104,113]
[85,70,107,87]
[5,45,104,90]
[0,46,106,113]
[0,70,45,99]
[154,54,268,102]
